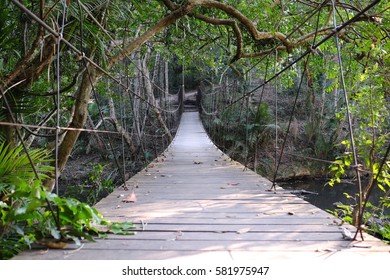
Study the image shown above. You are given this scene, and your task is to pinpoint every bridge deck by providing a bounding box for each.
[15,112,389,261]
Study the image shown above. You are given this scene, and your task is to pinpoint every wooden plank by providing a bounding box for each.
[103,217,339,225]
[15,248,234,260]
[97,203,327,214]
[129,223,342,232]
[98,231,356,242]
[103,211,334,219]
[48,239,375,252]
[99,197,310,205]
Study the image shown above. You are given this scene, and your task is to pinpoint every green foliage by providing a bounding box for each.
[255,103,270,127]
[328,195,390,242]
[0,0,19,77]
[64,163,114,205]
[364,200,390,242]
[0,0,14,50]
[0,143,52,185]
[327,202,354,225]
[327,153,351,187]
[327,26,390,239]
[0,144,132,260]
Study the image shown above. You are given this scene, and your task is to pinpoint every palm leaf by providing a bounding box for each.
[0,143,54,186]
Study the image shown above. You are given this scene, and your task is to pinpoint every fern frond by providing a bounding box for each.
[0,143,54,186]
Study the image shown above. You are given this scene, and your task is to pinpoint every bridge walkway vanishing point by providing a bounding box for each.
[15,112,389,261]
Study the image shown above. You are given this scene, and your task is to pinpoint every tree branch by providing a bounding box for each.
[107,1,198,70]
[158,0,383,65]
[189,14,243,62]
[241,27,349,60]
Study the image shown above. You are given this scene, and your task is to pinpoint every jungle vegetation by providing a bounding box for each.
[0,0,389,258]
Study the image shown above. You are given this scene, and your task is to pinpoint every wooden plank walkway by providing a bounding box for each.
[15,112,389,260]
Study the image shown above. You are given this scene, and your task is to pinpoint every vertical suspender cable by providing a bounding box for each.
[331,0,364,240]
[270,2,323,190]
[244,86,250,169]
[120,67,127,187]
[270,55,310,190]
[273,50,279,181]
[55,0,67,196]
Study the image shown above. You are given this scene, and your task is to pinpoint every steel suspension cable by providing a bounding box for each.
[54,0,67,196]
[270,55,310,191]
[331,0,364,240]
[249,57,270,172]
[119,67,129,189]
[51,0,68,227]
[270,1,325,190]
[273,50,279,182]
[79,0,131,186]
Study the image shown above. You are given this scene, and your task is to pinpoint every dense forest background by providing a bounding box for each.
[0,0,389,258]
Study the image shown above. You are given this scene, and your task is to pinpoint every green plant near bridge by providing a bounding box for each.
[0,143,133,259]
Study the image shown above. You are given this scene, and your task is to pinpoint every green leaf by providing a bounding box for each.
[109,222,134,235]
[25,198,44,213]
[377,183,386,193]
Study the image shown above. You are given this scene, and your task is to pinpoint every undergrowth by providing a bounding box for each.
[0,143,133,259]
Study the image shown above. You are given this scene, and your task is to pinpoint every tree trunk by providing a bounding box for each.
[131,53,144,148]
[108,96,137,153]
[142,52,173,142]
[44,65,97,191]
[85,113,106,156]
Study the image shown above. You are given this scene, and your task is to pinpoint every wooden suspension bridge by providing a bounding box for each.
[15,111,389,260]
